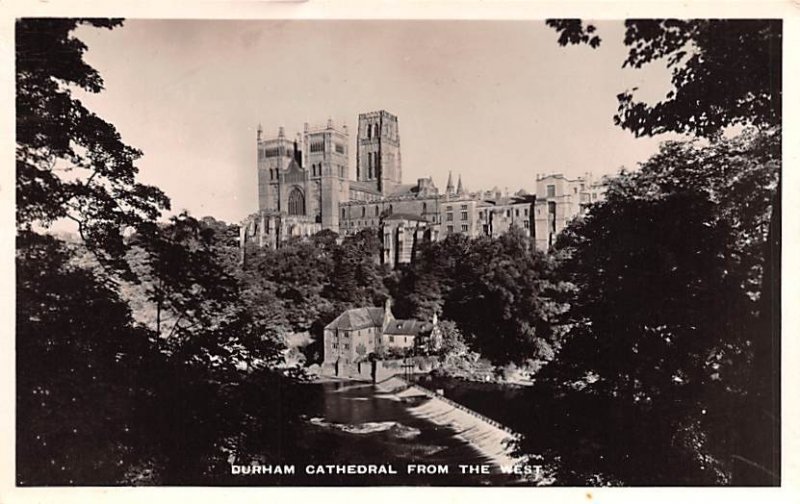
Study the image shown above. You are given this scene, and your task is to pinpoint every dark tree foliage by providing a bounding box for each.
[16,19,170,271]
[518,131,779,485]
[15,19,309,484]
[240,229,390,365]
[244,236,334,332]
[120,217,306,484]
[390,233,471,320]
[17,219,306,484]
[541,18,781,485]
[545,19,601,48]
[325,228,390,311]
[545,19,781,137]
[391,229,563,365]
[127,213,240,338]
[16,231,153,485]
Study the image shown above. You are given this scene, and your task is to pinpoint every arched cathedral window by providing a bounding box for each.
[288,187,305,216]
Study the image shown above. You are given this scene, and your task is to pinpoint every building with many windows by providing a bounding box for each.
[322,299,435,377]
[241,109,605,265]
[532,172,608,250]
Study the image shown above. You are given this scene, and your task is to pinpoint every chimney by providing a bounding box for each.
[383,298,394,328]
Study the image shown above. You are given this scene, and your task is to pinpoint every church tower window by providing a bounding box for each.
[288,187,305,216]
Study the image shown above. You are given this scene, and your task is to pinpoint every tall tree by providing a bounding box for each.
[546,19,781,137]
[539,19,782,484]
[16,18,170,270]
[521,130,779,485]
[16,231,153,485]
[325,228,389,311]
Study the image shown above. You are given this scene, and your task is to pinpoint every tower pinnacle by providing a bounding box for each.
[446,171,454,196]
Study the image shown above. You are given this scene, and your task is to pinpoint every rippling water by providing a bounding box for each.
[258,380,524,486]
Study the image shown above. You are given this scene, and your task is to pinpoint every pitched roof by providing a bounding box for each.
[349,180,382,196]
[383,319,433,336]
[325,307,385,331]
[384,213,428,222]
[387,184,417,197]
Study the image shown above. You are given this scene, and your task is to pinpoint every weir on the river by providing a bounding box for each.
[375,375,523,469]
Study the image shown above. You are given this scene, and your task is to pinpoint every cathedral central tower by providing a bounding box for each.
[356,110,402,195]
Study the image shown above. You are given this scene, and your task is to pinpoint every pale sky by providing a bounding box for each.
[73,19,679,224]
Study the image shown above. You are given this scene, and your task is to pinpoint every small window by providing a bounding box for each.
[446,213,453,221]
[375,206,379,216]
[446,225,453,233]
[389,336,395,343]
[461,224,468,232]
[547,185,556,197]
[515,209,519,217]
[362,207,366,217]
[461,212,468,220]
[461,204,467,210]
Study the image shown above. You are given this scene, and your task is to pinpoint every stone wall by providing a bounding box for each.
[320,356,441,381]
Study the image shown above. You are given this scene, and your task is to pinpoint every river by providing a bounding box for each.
[247,379,531,486]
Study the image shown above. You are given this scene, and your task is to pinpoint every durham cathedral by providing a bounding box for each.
[240,109,607,266]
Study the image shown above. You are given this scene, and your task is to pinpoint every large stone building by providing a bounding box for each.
[241,109,605,264]
[532,172,608,250]
[322,299,436,378]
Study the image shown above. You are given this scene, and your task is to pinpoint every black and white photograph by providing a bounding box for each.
[4,2,797,501]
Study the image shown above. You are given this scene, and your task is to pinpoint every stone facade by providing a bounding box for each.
[242,109,606,262]
[321,299,435,378]
[380,213,436,268]
[532,173,608,250]
[356,110,402,195]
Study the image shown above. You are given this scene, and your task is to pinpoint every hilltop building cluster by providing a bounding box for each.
[240,110,607,265]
